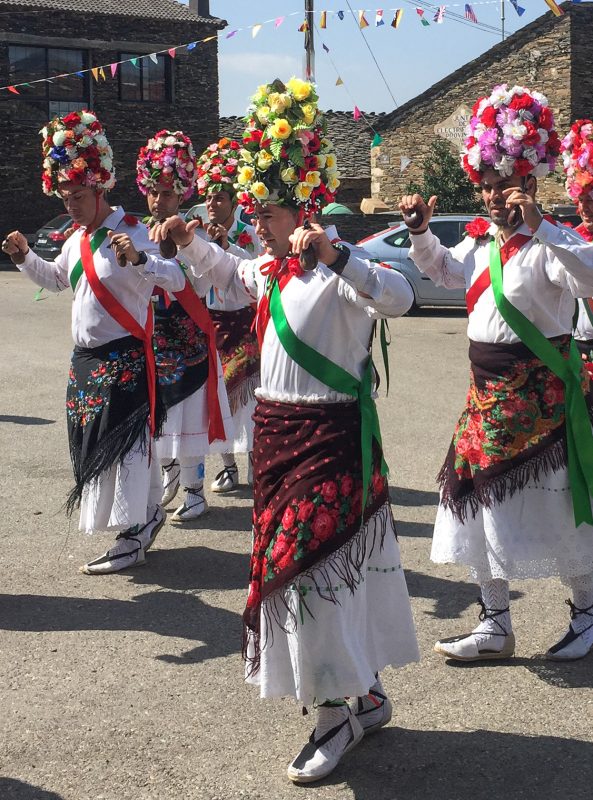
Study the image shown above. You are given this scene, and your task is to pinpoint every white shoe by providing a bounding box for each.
[171,488,208,522]
[434,631,515,661]
[286,705,364,784]
[80,506,165,575]
[546,600,593,661]
[210,464,239,493]
[161,460,180,506]
[353,689,393,734]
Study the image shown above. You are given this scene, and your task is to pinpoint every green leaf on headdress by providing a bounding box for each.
[292,121,310,131]
[270,78,286,93]
[269,140,283,159]
[288,144,305,168]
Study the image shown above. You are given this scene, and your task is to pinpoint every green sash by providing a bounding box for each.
[268,279,388,508]
[489,240,593,526]
[69,227,109,291]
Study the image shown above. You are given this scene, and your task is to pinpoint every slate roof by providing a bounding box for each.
[0,0,226,25]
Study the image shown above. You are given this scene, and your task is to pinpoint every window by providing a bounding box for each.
[6,45,88,116]
[430,221,462,249]
[384,230,411,249]
[119,53,170,103]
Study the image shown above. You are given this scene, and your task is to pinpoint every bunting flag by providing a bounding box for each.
[400,156,412,172]
[99,66,106,80]
[322,42,330,52]
[252,23,262,37]
[337,10,345,19]
[274,16,285,27]
[359,10,370,28]
[416,7,430,25]
[464,3,478,22]
[91,67,99,81]
[434,5,446,22]
[168,48,176,58]
[544,0,564,15]
[371,132,383,147]
[149,52,159,64]
[7,85,19,94]
[320,10,327,28]
[110,63,118,78]
[187,41,198,50]
[226,29,238,38]
[336,76,344,85]
[130,57,138,67]
[298,19,309,32]
[391,9,403,27]
[375,9,385,25]
[509,0,526,15]
[353,105,362,120]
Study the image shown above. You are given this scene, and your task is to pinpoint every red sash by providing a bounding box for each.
[254,258,301,348]
[80,231,158,437]
[576,223,593,243]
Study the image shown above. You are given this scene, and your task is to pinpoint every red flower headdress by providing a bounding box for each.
[561,119,593,202]
[195,137,242,200]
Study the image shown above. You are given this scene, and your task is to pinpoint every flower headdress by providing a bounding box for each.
[234,77,340,214]
[40,110,115,196]
[136,130,197,201]
[195,137,242,200]
[461,84,561,184]
[561,119,593,201]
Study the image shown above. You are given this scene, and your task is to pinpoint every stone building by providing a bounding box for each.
[221,110,384,208]
[0,0,225,233]
[372,1,592,210]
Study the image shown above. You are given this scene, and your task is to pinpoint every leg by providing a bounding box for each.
[171,458,208,522]
[160,458,180,506]
[547,572,593,661]
[286,699,364,784]
[434,578,515,661]
[210,452,239,493]
[351,672,393,734]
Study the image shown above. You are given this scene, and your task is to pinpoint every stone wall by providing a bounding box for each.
[372,5,582,210]
[0,8,221,233]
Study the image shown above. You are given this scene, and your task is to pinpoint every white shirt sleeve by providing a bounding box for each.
[18,247,70,293]
[338,255,414,318]
[179,235,259,304]
[534,219,593,296]
[127,253,186,293]
[408,228,471,289]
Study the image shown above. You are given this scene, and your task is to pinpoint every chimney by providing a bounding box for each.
[189,0,210,15]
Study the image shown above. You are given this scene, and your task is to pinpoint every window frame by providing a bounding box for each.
[6,44,89,113]
[118,52,172,104]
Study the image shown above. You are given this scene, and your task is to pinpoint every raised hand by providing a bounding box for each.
[1,231,29,265]
[206,222,229,251]
[398,194,438,233]
[107,231,140,267]
[289,222,334,266]
[502,187,542,232]
[149,216,202,248]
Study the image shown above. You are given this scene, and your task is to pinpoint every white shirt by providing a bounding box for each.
[206,215,263,312]
[179,236,414,404]
[574,299,593,342]
[409,219,593,344]
[19,206,186,347]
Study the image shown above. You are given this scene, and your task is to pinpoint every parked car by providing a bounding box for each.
[357,215,484,310]
[33,211,145,261]
[184,202,254,226]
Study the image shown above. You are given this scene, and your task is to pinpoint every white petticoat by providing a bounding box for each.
[229,395,256,452]
[154,359,234,461]
[245,503,420,705]
[431,465,593,583]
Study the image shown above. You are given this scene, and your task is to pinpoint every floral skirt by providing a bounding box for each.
[243,398,391,675]
[439,337,587,522]
[66,335,165,514]
[209,306,260,416]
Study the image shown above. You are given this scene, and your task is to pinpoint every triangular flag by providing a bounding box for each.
[322,42,330,52]
[99,66,106,80]
[353,106,362,120]
[336,76,344,86]
[130,57,139,67]
[275,16,285,27]
[110,63,118,77]
[320,11,327,28]
[298,20,309,32]
[509,0,526,15]
[359,11,369,28]
[91,67,99,81]
[400,156,412,172]
[434,5,446,23]
[391,9,403,27]
[203,35,216,41]
[371,132,383,147]
[7,85,20,94]
[544,0,564,15]
[187,41,198,50]
[75,71,84,77]
[252,24,262,38]
[168,48,176,58]
[416,8,430,25]
[337,10,345,20]
[226,29,238,38]
[375,9,385,26]
[149,53,158,64]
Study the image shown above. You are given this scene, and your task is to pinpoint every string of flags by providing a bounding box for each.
[1,2,573,94]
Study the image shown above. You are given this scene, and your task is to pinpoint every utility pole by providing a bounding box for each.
[304,0,315,81]
[501,0,506,40]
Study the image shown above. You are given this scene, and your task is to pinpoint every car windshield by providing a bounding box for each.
[40,214,71,230]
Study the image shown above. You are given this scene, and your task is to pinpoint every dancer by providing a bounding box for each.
[151,77,419,783]
[135,130,232,521]
[2,110,184,573]
[402,85,593,661]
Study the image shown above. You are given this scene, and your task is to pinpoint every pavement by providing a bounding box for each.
[1,271,592,800]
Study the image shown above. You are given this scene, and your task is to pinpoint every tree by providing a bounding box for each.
[404,139,483,214]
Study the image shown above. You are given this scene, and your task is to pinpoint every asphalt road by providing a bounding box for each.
[1,271,592,800]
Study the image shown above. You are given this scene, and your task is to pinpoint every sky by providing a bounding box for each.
[183,1,561,117]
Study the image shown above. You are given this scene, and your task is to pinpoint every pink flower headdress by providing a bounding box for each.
[561,119,593,201]
[136,130,197,201]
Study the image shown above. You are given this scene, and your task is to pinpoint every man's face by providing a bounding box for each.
[58,183,101,226]
[206,191,234,225]
[253,203,298,258]
[480,169,535,228]
[578,194,593,230]
[147,184,181,221]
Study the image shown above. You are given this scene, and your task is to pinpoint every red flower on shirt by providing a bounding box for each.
[465,217,490,240]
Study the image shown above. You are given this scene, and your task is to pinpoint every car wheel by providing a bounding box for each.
[403,280,419,316]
